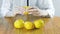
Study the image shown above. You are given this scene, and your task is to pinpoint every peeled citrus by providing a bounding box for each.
[23,6,30,9]
[24,11,29,15]
[23,6,30,15]
[24,21,34,30]
[34,19,44,28]
[14,19,24,28]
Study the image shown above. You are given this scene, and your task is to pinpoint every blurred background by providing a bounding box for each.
[0,0,60,17]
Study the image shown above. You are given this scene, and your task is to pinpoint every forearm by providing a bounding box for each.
[37,0,55,18]
[1,0,11,17]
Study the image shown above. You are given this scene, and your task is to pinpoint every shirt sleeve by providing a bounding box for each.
[1,0,11,17]
[37,0,55,18]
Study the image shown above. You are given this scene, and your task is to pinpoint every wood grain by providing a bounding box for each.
[0,15,60,34]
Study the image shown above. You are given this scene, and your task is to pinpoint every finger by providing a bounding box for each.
[28,7,35,10]
[33,12,40,16]
[28,9,38,12]
[32,14,40,16]
[27,7,37,10]
[32,12,40,15]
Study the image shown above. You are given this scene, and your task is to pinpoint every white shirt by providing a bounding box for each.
[1,0,55,17]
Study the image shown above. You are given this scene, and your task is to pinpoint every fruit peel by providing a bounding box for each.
[14,19,24,28]
[34,19,44,28]
[24,21,34,30]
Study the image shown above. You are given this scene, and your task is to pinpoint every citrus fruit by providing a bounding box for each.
[34,19,44,28]
[24,11,29,15]
[14,19,24,28]
[23,6,30,9]
[24,21,34,30]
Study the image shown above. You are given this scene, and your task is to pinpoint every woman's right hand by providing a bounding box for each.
[13,7,25,15]
[5,7,25,17]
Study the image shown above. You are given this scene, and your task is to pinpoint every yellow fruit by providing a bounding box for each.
[23,6,30,9]
[24,21,34,30]
[24,11,29,15]
[23,6,30,15]
[14,19,24,28]
[34,19,44,28]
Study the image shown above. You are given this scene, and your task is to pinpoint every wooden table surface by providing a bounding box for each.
[0,15,60,34]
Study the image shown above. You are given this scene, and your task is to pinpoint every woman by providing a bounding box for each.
[1,0,55,18]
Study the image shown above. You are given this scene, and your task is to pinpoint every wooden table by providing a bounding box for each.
[0,15,60,34]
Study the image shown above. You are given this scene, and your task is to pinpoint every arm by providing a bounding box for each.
[1,0,11,17]
[37,0,55,18]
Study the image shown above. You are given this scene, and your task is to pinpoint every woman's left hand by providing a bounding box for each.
[27,6,41,16]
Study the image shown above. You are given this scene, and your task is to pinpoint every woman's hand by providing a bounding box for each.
[13,7,25,15]
[27,6,41,16]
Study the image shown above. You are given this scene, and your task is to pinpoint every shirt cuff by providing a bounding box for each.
[39,10,49,16]
[39,9,54,18]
